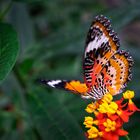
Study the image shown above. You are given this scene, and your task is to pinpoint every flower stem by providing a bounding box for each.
[125,135,130,140]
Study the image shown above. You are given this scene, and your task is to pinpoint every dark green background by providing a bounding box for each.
[0,0,140,140]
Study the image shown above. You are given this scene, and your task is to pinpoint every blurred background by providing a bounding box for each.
[0,0,140,139]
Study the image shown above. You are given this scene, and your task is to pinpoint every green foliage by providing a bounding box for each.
[13,0,43,3]
[0,0,140,140]
[27,89,86,140]
[0,23,19,83]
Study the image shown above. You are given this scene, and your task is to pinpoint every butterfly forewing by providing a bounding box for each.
[84,15,120,88]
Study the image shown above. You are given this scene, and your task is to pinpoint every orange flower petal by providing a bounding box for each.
[117,129,128,136]
[115,98,124,106]
[108,114,119,121]
[102,132,119,140]
[96,112,105,120]
[117,110,129,122]
[115,118,123,128]
[128,100,140,112]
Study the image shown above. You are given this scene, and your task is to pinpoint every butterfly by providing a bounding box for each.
[39,15,134,100]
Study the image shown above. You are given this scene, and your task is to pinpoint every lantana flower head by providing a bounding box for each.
[83,90,139,140]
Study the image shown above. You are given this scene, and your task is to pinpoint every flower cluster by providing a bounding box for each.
[83,90,140,140]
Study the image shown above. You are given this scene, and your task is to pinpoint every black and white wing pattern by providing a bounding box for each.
[84,15,120,88]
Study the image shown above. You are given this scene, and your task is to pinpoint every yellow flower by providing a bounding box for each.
[98,102,110,113]
[85,102,98,113]
[102,93,113,103]
[84,116,99,128]
[87,126,103,139]
[108,102,118,114]
[84,116,94,128]
[103,119,116,132]
[123,90,134,99]
[98,96,118,115]
[84,90,139,140]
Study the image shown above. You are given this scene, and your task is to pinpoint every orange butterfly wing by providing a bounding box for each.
[87,51,133,99]
[40,79,88,96]
[84,15,119,88]
[84,15,133,99]
[106,51,133,95]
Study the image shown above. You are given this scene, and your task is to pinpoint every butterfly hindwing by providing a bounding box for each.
[87,50,134,99]
[106,50,133,95]
[84,15,120,88]
[39,79,88,96]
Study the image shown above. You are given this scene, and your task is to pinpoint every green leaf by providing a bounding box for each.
[0,23,19,83]
[27,89,86,140]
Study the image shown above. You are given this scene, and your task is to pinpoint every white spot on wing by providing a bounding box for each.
[85,32,109,57]
[47,80,61,87]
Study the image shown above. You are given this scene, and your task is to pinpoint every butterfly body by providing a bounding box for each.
[39,15,133,100]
